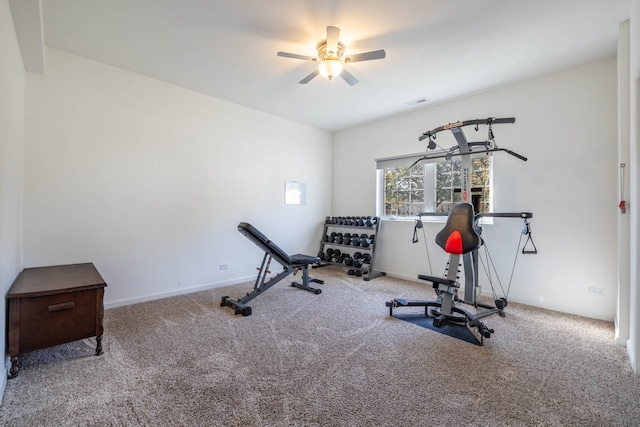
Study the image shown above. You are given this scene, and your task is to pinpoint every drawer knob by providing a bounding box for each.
[48,301,75,312]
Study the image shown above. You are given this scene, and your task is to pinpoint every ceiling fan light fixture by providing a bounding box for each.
[277,26,384,86]
[318,59,343,80]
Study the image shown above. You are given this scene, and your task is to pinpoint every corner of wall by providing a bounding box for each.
[0,356,8,405]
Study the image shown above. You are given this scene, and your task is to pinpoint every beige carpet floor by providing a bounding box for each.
[0,265,638,426]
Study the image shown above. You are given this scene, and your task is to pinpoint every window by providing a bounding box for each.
[376,153,492,218]
[383,164,425,217]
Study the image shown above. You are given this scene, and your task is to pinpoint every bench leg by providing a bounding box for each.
[291,266,323,294]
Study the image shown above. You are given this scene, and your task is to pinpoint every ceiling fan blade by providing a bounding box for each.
[326,26,340,56]
[277,51,317,61]
[299,69,319,84]
[346,49,386,63]
[340,68,359,86]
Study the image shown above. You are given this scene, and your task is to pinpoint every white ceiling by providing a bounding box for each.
[12,0,633,132]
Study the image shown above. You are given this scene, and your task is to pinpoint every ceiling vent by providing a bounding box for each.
[405,97,428,106]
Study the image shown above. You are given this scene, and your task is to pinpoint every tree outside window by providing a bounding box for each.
[382,156,491,217]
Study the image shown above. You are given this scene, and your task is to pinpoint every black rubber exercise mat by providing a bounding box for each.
[392,312,481,346]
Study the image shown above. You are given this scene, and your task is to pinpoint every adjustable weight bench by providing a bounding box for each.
[220,222,324,316]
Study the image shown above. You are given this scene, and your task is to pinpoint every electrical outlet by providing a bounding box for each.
[219,264,229,271]
[588,287,605,296]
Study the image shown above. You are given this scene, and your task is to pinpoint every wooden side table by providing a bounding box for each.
[6,262,107,378]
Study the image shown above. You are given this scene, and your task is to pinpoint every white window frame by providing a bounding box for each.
[376,152,493,221]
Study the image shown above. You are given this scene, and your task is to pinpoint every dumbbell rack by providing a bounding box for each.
[315,216,386,281]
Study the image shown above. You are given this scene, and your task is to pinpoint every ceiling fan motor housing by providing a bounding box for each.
[317,41,345,60]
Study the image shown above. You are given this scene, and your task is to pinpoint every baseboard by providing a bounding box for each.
[614,317,628,346]
[104,275,255,309]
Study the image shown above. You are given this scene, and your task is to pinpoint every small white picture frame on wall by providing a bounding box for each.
[285,181,307,205]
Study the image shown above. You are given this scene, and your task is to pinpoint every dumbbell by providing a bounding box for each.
[363,253,371,263]
[360,234,376,247]
[332,249,341,261]
[352,252,364,268]
[344,256,353,266]
[324,248,335,262]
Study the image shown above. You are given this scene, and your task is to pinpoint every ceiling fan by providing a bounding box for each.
[277,26,386,86]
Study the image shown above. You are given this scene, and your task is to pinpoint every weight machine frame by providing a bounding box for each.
[415,210,533,315]
[387,117,534,343]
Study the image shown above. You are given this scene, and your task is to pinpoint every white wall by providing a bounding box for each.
[333,58,618,321]
[24,49,332,307]
[0,0,25,397]
[627,0,640,372]
[617,20,631,348]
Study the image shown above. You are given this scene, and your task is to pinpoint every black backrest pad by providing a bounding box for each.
[435,203,480,254]
[237,222,293,266]
[238,222,268,244]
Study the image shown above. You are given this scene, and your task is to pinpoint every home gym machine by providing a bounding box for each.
[386,117,537,344]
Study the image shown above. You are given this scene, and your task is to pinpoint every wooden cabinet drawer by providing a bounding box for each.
[18,289,97,353]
